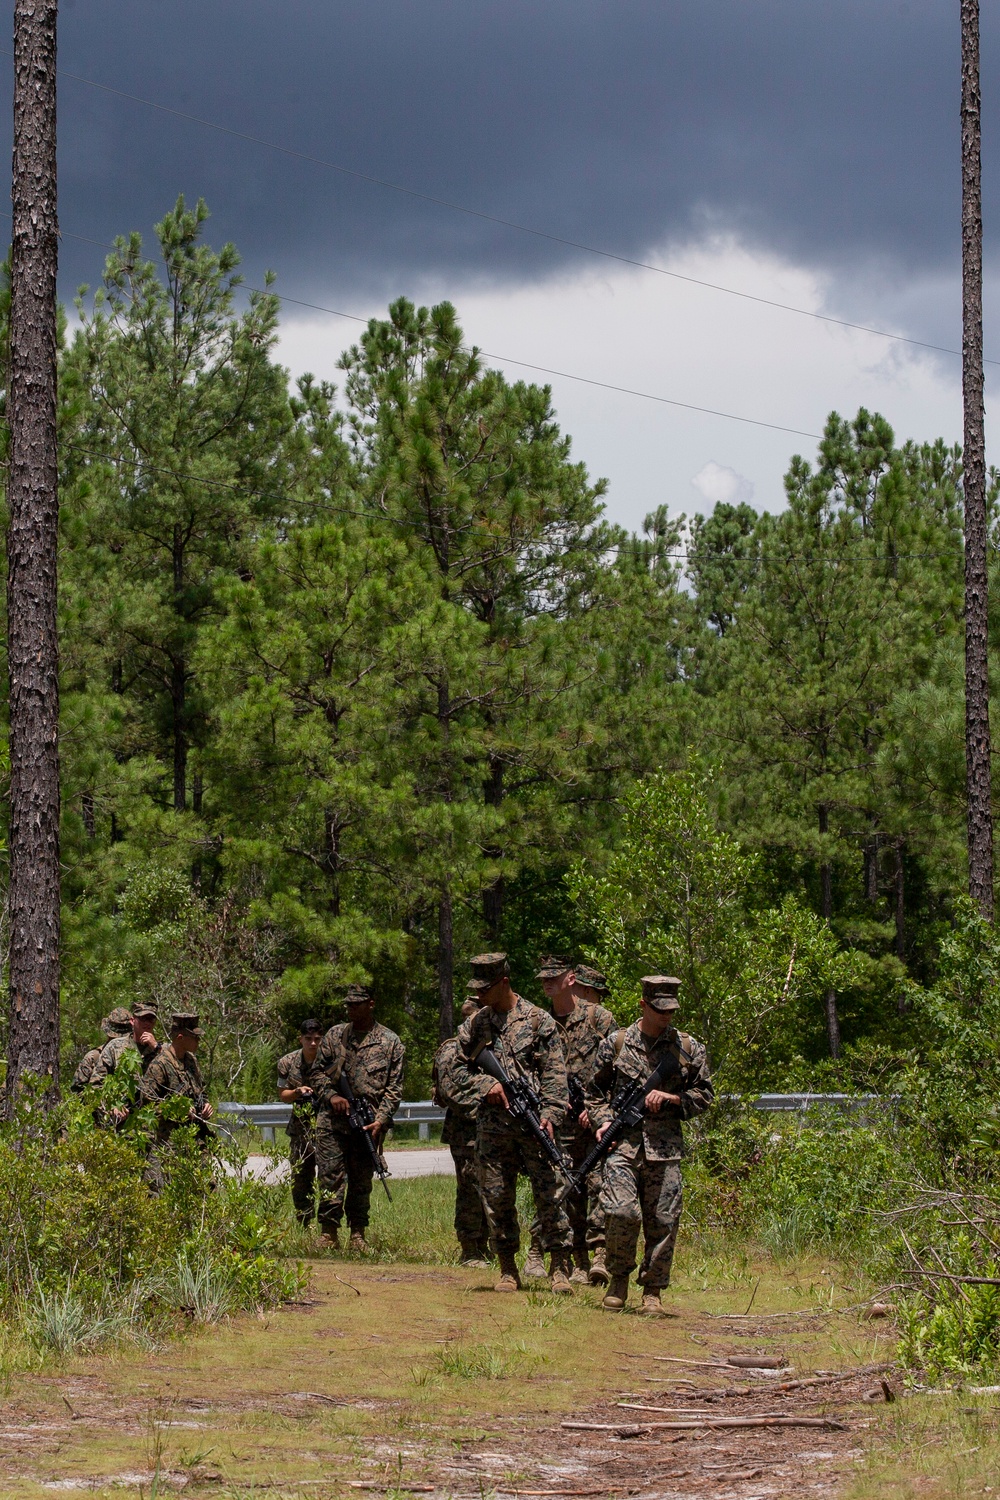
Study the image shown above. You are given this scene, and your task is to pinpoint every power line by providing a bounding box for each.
[0,210,823,440]
[24,51,998,369]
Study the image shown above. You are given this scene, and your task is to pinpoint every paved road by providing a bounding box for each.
[244,1148,454,1183]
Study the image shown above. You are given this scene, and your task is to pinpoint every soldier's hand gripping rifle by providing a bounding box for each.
[557,1050,681,1202]
[333,1072,393,1201]
[474,1046,573,1184]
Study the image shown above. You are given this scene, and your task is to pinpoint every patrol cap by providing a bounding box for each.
[460,996,480,1019]
[344,984,372,1005]
[641,976,681,1012]
[170,1011,203,1036]
[575,964,609,993]
[536,954,574,980]
[103,1006,133,1036]
[468,952,510,991]
[132,1001,158,1021]
[299,1017,324,1034]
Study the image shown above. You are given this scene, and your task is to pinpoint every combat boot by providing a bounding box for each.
[641,1289,668,1317]
[494,1253,521,1293]
[318,1229,340,1251]
[348,1230,370,1255]
[459,1244,490,1268]
[570,1249,590,1286]
[602,1275,630,1311]
[588,1248,609,1286]
[522,1241,547,1280]
[550,1253,574,1295]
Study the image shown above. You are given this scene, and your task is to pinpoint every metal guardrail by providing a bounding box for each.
[218,1099,445,1143]
[219,1093,893,1144]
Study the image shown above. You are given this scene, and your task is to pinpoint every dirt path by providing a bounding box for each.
[0,1260,891,1498]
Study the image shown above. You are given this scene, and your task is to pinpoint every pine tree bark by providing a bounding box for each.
[961,0,994,919]
[5,0,61,1110]
[818,806,841,1058]
[438,891,454,1040]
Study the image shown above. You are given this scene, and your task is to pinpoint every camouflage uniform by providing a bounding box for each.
[89,1031,160,1088]
[586,1020,712,1290]
[314,1020,404,1235]
[71,1046,103,1093]
[138,1042,211,1192]
[432,1036,489,1260]
[539,999,616,1259]
[277,1046,323,1227]
[456,997,573,1257]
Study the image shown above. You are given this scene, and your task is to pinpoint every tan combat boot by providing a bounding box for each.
[348,1230,370,1255]
[588,1248,609,1286]
[641,1289,668,1317]
[494,1253,521,1293]
[550,1253,574,1295]
[602,1275,630,1311]
[318,1230,339,1251]
[522,1241,547,1279]
[569,1250,590,1286]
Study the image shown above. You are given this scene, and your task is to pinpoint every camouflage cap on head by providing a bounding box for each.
[467,952,510,992]
[344,984,372,1005]
[641,975,681,1012]
[299,1017,324,1034]
[535,953,574,980]
[170,1011,203,1036]
[132,1001,158,1021]
[103,1006,133,1036]
[575,964,609,993]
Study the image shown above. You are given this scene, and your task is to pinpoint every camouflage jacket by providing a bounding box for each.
[71,1046,103,1094]
[555,999,617,1097]
[276,1047,323,1139]
[138,1044,209,1140]
[90,1032,160,1088]
[432,1036,482,1144]
[585,1020,713,1162]
[456,996,569,1129]
[314,1021,404,1132]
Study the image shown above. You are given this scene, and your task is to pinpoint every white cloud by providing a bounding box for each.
[275,234,981,535]
[690,461,755,509]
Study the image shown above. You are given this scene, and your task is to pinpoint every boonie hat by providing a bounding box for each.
[641,975,681,1012]
[575,964,609,993]
[536,954,574,980]
[468,952,510,991]
[103,1006,133,1036]
[344,984,372,1004]
[170,1011,203,1036]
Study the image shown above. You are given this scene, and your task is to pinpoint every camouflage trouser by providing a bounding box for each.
[450,1137,490,1256]
[315,1113,375,1232]
[600,1146,682,1290]
[288,1132,318,1226]
[477,1113,572,1256]
[530,1124,605,1256]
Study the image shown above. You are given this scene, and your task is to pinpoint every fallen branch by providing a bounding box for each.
[290,1392,341,1405]
[623,1355,789,1373]
[349,1486,435,1493]
[335,1274,363,1296]
[564,1415,846,1432]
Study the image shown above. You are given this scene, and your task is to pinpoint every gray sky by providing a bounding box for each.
[11,0,1000,529]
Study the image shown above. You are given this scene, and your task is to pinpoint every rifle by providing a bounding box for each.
[473,1046,572,1184]
[332,1072,393,1201]
[567,1072,586,1123]
[557,1046,686,1202]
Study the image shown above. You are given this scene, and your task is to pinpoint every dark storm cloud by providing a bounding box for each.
[2,1,992,304]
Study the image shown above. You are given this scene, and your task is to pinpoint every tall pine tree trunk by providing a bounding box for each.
[818,805,841,1058]
[482,754,504,943]
[437,673,454,1038]
[6,0,60,1109]
[961,0,994,918]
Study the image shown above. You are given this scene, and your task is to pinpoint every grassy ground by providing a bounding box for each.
[0,1175,998,1498]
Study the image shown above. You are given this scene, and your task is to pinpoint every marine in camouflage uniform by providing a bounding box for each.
[455,952,574,1294]
[526,959,616,1285]
[585,976,712,1316]
[313,986,404,1251]
[89,1003,160,1090]
[137,1012,214,1192]
[73,1006,131,1091]
[432,993,490,1265]
[277,1019,325,1229]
